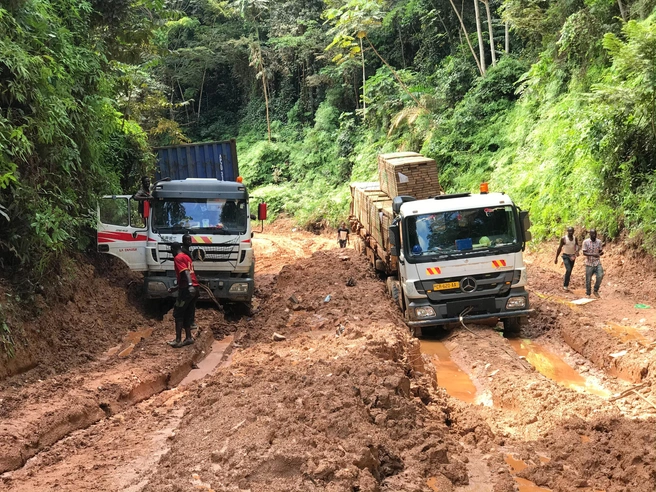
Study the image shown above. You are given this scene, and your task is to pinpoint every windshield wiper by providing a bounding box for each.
[492,244,521,253]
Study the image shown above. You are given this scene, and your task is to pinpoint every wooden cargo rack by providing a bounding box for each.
[378,153,441,200]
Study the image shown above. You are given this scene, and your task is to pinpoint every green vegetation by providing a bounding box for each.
[3,0,656,303]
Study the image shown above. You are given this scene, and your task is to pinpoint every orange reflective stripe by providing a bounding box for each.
[426,267,442,275]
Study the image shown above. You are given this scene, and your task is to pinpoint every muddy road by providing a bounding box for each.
[1,223,656,492]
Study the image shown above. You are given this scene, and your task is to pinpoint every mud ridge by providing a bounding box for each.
[0,329,213,474]
[562,320,654,383]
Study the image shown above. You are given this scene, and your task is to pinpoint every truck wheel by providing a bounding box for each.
[386,276,399,299]
[354,237,364,254]
[502,317,524,335]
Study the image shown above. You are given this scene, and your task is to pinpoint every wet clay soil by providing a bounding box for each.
[1,227,656,491]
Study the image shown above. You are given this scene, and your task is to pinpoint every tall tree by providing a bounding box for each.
[482,0,497,66]
[447,0,483,75]
[473,0,487,75]
[233,0,273,141]
[324,0,424,114]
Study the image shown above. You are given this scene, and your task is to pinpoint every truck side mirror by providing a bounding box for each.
[389,222,400,257]
[519,210,532,242]
[257,203,267,221]
[392,196,416,214]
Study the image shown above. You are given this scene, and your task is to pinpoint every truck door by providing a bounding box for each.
[97,195,148,271]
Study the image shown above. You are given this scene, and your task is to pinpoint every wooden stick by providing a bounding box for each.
[632,389,656,410]
[609,382,649,402]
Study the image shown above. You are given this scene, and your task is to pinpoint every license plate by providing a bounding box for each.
[433,281,460,291]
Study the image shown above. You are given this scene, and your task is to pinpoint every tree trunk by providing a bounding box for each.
[360,36,366,116]
[262,74,271,142]
[617,0,627,21]
[473,0,486,75]
[397,24,406,68]
[483,0,496,66]
[447,0,483,76]
[177,80,190,124]
[253,27,271,142]
[197,65,206,123]
[505,20,509,54]
[258,49,271,142]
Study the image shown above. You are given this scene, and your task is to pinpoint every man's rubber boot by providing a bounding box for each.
[168,320,184,348]
[180,325,194,346]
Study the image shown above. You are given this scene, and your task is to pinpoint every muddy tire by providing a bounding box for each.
[386,276,401,304]
[354,237,364,254]
[502,316,524,335]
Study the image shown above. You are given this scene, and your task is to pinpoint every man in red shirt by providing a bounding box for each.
[167,242,200,348]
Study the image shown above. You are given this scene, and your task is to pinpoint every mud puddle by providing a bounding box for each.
[107,328,154,358]
[603,322,651,345]
[179,336,234,386]
[421,340,478,403]
[505,455,550,492]
[508,339,610,397]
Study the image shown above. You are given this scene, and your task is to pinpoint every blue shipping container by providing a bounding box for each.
[154,140,239,181]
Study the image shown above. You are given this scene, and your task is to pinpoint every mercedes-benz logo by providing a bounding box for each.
[192,248,206,262]
[461,276,477,293]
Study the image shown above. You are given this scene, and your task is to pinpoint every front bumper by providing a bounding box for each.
[405,287,533,327]
[406,309,534,327]
[144,275,254,302]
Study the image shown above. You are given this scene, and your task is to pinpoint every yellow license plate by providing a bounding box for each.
[433,281,460,290]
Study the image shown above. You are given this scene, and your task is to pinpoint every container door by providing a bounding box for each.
[97,195,148,271]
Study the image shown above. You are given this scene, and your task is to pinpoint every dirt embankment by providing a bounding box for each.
[0,254,155,382]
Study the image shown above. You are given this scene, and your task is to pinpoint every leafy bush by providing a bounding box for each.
[239,141,292,188]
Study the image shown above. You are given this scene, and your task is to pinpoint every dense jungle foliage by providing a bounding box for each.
[2,0,656,294]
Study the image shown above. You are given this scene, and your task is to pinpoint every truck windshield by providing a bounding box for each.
[405,205,520,259]
[152,199,248,234]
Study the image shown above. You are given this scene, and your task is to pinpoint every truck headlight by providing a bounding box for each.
[229,283,249,293]
[415,306,436,319]
[506,297,526,309]
[148,281,168,293]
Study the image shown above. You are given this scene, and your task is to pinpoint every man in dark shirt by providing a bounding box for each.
[167,243,199,347]
[132,176,152,218]
[337,222,350,248]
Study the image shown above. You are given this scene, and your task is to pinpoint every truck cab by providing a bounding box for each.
[98,178,264,304]
[388,191,533,335]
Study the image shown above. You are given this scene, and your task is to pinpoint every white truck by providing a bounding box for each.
[96,141,266,305]
[351,152,533,335]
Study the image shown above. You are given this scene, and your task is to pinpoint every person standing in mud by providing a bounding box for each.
[337,222,350,248]
[132,176,152,218]
[582,229,604,298]
[167,243,199,347]
[181,234,199,331]
[554,226,579,291]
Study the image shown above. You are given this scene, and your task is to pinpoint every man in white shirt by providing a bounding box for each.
[554,226,579,291]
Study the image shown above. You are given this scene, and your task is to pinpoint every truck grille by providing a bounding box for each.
[158,243,240,263]
[417,271,514,301]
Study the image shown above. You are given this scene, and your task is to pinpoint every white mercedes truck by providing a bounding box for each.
[351,152,533,335]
